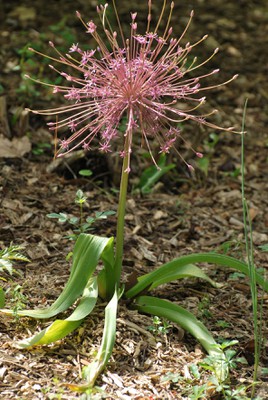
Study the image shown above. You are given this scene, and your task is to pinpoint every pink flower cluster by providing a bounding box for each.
[27,1,237,170]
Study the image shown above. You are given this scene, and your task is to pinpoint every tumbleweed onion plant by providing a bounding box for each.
[1,0,268,392]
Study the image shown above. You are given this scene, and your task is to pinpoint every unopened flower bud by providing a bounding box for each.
[187,164,195,171]
[196,152,203,158]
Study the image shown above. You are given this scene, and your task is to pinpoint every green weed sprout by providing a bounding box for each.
[0,244,30,276]
[47,189,115,241]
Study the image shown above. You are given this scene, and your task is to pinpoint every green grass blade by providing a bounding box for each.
[0,234,112,318]
[15,277,98,348]
[69,289,119,392]
[125,253,268,298]
[135,295,228,381]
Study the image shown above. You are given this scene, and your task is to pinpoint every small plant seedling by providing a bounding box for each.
[0,245,29,310]
[161,371,181,384]
[6,284,28,319]
[32,142,51,155]
[202,348,238,372]
[220,239,243,255]
[0,244,30,276]
[198,296,212,319]
[226,167,241,178]
[196,132,220,176]
[147,315,172,336]
[198,340,243,396]
[189,384,208,400]
[47,189,115,240]
[162,342,250,400]
[161,368,206,399]
[216,320,231,329]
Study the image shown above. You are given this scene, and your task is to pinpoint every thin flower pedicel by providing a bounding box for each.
[26,0,237,171]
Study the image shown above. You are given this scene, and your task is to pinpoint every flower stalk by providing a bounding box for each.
[114,154,129,287]
[114,110,132,287]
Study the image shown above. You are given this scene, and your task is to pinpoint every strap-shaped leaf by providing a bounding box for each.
[126,253,268,298]
[135,295,228,381]
[149,264,218,289]
[0,234,112,319]
[68,289,118,392]
[15,277,98,348]
[0,287,5,308]
[98,237,116,300]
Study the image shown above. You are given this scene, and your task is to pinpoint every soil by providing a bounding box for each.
[0,0,268,399]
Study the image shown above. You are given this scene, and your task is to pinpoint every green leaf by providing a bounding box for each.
[47,212,68,222]
[134,295,228,381]
[126,263,218,299]
[98,238,115,300]
[85,217,95,224]
[69,217,79,225]
[68,289,118,392]
[0,288,5,308]
[0,244,29,275]
[189,364,200,379]
[79,169,93,177]
[259,244,268,252]
[138,154,175,194]
[197,156,210,176]
[75,189,87,204]
[0,234,112,319]
[0,260,13,274]
[0,245,30,264]
[125,253,268,298]
[95,210,116,219]
[15,277,98,348]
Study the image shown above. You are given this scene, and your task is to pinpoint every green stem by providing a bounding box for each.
[114,138,130,287]
[80,202,83,231]
[241,100,260,395]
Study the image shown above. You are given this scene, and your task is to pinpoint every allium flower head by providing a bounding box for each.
[27,0,237,171]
